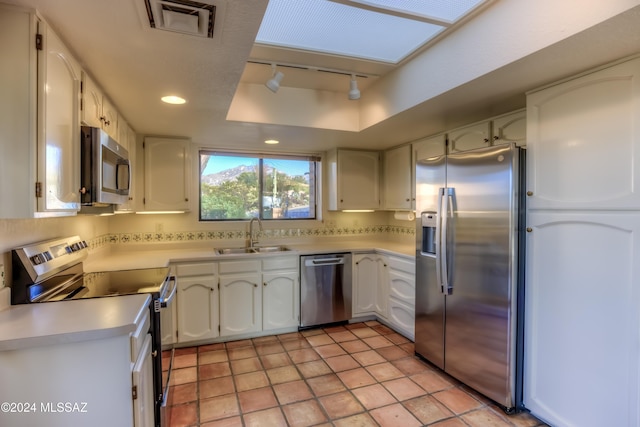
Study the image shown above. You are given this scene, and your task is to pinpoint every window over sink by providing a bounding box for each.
[199,151,319,221]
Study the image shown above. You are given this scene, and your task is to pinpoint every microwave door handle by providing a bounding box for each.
[116,160,131,193]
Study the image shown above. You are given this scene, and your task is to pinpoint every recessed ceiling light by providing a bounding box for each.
[161,95,186,104]
[265,139,279,144]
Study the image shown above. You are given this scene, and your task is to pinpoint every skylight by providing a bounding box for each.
[255,0,489,64]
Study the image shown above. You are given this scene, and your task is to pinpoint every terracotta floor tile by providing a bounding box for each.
[199,362,231,380]
[307,373,347,396]
[506,411,548,427]
[234,371,270,392]
[433,387,483,414]
[200,415,243,427]
[364,320,381,327]
[288,348,320,363]
[328,330,358,342]
[227,346,257,360]
[375,346,409,361]
[391,357,430,376]
[199,350,229,365]
[282,400,328,427]
[382,377,427,401]
[174,353,198,369]
[170,402,198,427]
[366,362,405,382]
[230,357,262,375]
[340,339,371,353]
[297,360,332,379]
[362,335,394,349]
[266,365,301,384]
[200,394,240,422]
[428,418,468,427]
[198,342,226,353]
[370,402,422,427]
[399,342,414,354]
[273,380,314,405]
[319,391,365,419]
[200,376,235,399]
[281,338,311,351]
[371,324,394,335]
[314,343,347,358]
[237,386,278,413]
[175,347,198,356]
[225,339,253,349]
[171,382,198,405]
[255,342,285,355]
[410,370,457,393]
[323,324,347,333]
[351,349,386,366]
[337,368,377,389]
[171,367,198,386]
[333,413,379,427]
[403,395,454,425]
[325,354,360,372]
[300,328,325,337]
[345,322,368,330]
[260,352,292,369]
[306,334,335,347]
[350,327,380,339]
[352,383,397,410]
[461,408,514,427]
[277,331,303,341]
[242,407,288,427]
[385,332,410,345]
[253,335,279,344]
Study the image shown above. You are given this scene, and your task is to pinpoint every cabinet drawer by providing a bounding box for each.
[176,262,217,277]
[262,257,298,271]
[219,260,260,275]
[130,308,151,363]
[387,256,414,275]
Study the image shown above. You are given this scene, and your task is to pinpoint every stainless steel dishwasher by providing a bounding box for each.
[300,253,352,328]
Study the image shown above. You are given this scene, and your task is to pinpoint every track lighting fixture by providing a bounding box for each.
[265,63,284,93]
[348,74,360,100]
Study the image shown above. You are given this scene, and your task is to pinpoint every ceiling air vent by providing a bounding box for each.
[143,0,217,38]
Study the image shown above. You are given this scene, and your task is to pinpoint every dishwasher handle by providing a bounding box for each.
[305,257,346,267]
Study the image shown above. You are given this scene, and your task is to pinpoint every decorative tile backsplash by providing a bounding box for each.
[88,225,414,249]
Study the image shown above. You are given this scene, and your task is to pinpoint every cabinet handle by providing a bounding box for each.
[254,283,258,288]
[526,227,533,233]
[493,135,499,140]
[526,191,533,196]
[405,198,410,202]
[483,138,489,143]
[185,198,189,202]
[263,282,267,287]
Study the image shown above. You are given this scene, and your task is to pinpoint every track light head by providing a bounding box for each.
[266,64,284,93]
[348,74,360,100]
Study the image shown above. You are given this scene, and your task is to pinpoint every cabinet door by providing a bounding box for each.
[337,150,380,210]
[527,58,640,210]
[447,121,491,153]
[263,271,299,330]
[101,96,119,139]
[177,276,218,343]
[387,297,414,340]
[39,24,81,213]
[383,145,412,210]
[524,211,640,427]
[374,256,388,318]
[219,273,262,336]
[492,110,526,146]
[81,72,103,128]
[144,137,191,211]
[352,253,377,315]
[387,257,415,305]
[132,334,155,427]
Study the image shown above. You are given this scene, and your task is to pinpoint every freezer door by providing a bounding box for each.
[414,154,446,369]
[444,144,519,407]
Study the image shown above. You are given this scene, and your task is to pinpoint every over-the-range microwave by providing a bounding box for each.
[80,126,131,206]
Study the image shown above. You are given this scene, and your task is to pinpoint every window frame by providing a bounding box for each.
[198,150,320,221]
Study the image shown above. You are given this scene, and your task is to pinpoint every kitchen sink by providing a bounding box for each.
[214,246,291,255]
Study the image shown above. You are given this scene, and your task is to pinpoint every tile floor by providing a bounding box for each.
[166,321,546,427]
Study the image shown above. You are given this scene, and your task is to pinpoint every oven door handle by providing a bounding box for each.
[160,275,177,308]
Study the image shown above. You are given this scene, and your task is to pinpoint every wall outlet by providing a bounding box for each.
[155,223,164,233]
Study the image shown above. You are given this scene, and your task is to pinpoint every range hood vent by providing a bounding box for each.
[143,0,217,38]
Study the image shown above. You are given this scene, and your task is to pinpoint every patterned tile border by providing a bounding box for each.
[87,225,414,248]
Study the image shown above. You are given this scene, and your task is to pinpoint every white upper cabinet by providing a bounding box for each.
[327,149,380,211]
[115,123,136,213]
[448,121,491,153]
[527,58,640,210]
[143,137,191,212]
[81,72,119,140]
[0,6,81,218]
[383,145,412,210]
[492,110,526,146]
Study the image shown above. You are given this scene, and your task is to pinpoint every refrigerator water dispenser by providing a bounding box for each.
[421,212,437,255]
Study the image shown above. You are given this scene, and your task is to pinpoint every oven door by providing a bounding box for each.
[158,275,177,427]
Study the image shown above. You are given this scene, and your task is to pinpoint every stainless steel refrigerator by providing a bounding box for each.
[415,143,525,411]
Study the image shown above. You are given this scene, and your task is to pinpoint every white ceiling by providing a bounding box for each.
[5,0,640,153]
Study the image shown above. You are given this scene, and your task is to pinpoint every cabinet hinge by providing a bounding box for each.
[143,197,146,205]
[35,34,43,51]
[35,182,42,198]
[218,325,220,332]
[132,385,138,400]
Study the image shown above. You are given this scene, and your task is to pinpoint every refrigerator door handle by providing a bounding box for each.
[437,188,448,295]
[443,188,455,295]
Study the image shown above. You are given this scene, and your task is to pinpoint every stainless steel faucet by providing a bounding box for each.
[248,217,263,248]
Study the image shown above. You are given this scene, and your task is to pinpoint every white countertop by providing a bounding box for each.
[84,240,414,272]
[0,294,150,351]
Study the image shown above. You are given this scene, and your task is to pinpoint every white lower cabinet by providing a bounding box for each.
[175,263,219,344]
[262,257,299,330]
[219,260,262,336]
[386,255,415,340]
[353,253,378,316]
